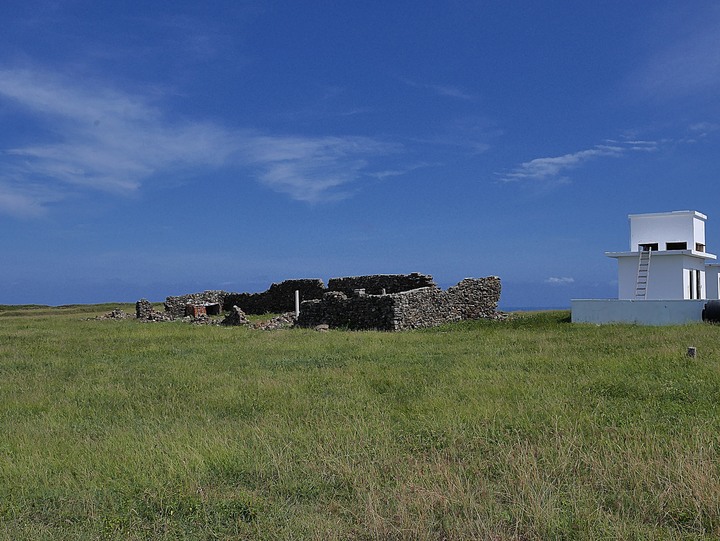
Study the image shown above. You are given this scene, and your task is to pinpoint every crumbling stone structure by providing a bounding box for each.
[164,290,227,318]
[296,276,501,331]
[223,279,325,314]
[221,305,250,326]
[327,273,436,295]
[149,273,501,331]
[135,298,173,321]
[163,280,325,317]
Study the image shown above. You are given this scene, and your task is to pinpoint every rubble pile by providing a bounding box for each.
[93,309,132,320]
[252,312,297,330]
[221,306,250,326]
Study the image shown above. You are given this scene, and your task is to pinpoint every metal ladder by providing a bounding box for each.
[635,249,652,299]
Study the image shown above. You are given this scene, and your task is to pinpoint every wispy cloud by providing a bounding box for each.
[369,162,437,181]
[0,181,59,219]
[500,145,624,182]
[0,68,397,216]
[240,135,399,203]
[545,276,575,285]
[687,122,720,139]
[499,139,659,183]
[402,78,477,101]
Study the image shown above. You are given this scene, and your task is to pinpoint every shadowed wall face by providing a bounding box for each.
[297,277,501,331]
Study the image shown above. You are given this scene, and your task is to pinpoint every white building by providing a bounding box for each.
[572,210,717,325]
[707,263,720,300]
[607,211,716,300]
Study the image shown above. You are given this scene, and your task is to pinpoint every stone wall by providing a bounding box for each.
[136,298,155,319]
[164,290,228,318]
[157,274,501,329]
[297,276,501,331]
[223,279,325,314]
[327,273,436,296]
[163,279,326,317]
[136,298,174,321]
[445,277,502,320]
[296,291,397,330]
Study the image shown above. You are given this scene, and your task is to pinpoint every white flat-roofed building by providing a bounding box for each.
[573,210,718,325]
[606,211,716,301]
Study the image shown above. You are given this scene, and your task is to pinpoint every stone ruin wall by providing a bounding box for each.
[164,290,228,318]
[223,279,325,314]
[153,274,501,330]
[327,272,436,295]
[163,275,430,318]
[295,291,397,330]
[163,279,326,318]
[296,276,501,331]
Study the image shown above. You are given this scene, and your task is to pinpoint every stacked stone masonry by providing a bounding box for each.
[223,279,325,314]
[296,276,501,331]
[135,298,173,321]
[327,273,436,296]
[153,273,501,330]
[164,290,227,318]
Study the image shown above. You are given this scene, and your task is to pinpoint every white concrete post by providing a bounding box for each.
[295,290,300,318]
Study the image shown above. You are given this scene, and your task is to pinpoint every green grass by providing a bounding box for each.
[1,307,719,539]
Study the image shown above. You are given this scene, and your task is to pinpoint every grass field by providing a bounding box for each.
[0,304,719,540]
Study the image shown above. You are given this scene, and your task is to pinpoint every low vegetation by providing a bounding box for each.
[0,305,719,539]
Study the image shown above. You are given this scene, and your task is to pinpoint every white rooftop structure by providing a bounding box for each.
[573,210,718,325]
[628,210,707,253]
[606,211,716,301]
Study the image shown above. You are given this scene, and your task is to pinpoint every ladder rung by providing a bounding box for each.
[635,250,651,299]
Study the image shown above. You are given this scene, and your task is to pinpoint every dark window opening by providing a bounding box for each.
[666,242,687,250]
[639,243,658,251]
[696,243,705,252]
[697,270,702,299]
[688,269,703,299]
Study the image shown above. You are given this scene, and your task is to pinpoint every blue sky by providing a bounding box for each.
[2,1,720,307]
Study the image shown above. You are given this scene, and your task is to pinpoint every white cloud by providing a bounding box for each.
[0,184,53,219]
[501,145,624,182]
[545,277,575,285]
[620,140,659,152]
[0,67,397,216]
[402,78,478,100]
[369,162,436,180]
[500,139,661,183]
[240,135,399,203]
[430,84,477,101]
[686,122,720,140]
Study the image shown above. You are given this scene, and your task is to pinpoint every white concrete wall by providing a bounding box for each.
[618,256,640,299]
[707,265,720,300]
[629,211,705,251]
[617,253,705,300]
[571,299,706,325]
[694,216,706,249]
